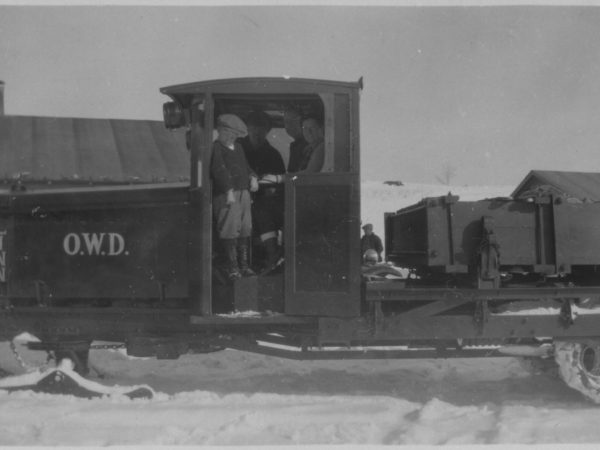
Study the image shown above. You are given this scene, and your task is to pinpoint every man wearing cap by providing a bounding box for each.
[210,114,259,280]
[238,111,286,272]
[239,111,285,177]
[361,223,383,263]
[283,106,307,174]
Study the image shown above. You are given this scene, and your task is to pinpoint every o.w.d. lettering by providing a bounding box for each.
[63,233,127,256]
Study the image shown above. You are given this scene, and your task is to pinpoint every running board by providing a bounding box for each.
[226,337,510,360]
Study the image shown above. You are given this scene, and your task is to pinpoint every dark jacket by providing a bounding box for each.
[361,233,384,261]
[210,140,254,195]
[287,137,308,173]
[238,136,285,177]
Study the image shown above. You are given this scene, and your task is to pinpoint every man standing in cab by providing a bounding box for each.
[238,111,286,272]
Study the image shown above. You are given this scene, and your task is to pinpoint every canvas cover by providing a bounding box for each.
[0,115,188,185]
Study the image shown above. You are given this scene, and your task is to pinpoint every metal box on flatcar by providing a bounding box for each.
[385,194,600,280]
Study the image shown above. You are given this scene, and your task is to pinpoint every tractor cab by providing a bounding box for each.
[161,78,362,318]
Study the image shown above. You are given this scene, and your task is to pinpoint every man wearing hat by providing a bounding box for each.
[283,106,307,174]
[210,114,259,280]
[361,223,383,263]
[237,111,286,272]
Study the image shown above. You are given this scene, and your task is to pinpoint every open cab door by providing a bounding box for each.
[284,172,361,317]
[284,87,362,317]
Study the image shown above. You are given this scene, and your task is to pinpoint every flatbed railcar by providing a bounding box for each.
[1,77,600,401]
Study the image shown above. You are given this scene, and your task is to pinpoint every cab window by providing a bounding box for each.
[212,93,353,174]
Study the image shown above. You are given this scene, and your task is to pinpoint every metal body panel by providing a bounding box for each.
[2,185,191,302]
[8,182,189,211]
[554,201,600,268]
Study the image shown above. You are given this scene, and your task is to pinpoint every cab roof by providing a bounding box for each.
[160,77,363,106]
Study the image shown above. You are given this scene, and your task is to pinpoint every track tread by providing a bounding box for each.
[555,340,600,403]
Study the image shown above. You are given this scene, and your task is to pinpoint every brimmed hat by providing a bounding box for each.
[362,223,373,231]
[245,111,271,130]
[217,114,247,137]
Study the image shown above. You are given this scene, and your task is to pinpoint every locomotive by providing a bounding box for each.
[1,77,600,402]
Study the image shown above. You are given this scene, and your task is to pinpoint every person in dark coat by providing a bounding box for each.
[210,114,258,280]
[237,111,286,271]
[296,115,325,173]
[284,106,307,173]
[361,223,383,262]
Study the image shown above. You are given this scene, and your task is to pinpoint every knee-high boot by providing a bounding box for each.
[223,239,241,280]
[237,237,256,277]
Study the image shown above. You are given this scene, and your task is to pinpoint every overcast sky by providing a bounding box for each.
[1,3,599,186]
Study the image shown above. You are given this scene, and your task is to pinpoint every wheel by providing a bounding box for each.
[554,340,600,403]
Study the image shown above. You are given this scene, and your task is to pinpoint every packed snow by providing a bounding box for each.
[2,181,600,447]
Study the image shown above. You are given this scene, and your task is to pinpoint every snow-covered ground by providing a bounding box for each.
[2,181,599,447]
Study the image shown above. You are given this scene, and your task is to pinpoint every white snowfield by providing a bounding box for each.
[2,181,600,446]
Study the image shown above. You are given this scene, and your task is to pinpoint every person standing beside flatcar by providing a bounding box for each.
[361,223,383,263]
[210,114,259,280]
